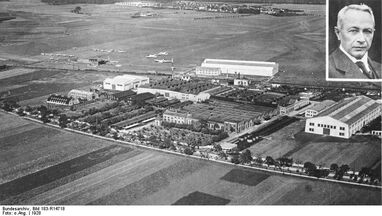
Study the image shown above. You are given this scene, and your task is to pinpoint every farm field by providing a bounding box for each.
[0,112,381,205]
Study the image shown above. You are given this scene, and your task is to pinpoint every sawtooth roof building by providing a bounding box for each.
[137,78,213,102]
[305,96,381,139]
[200,59,278,77]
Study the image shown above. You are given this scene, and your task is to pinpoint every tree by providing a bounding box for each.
[264,156,276,166]
[41,114,50,123]
[25,105,33,113]
[148,135,158,144]
[160,137,172,149]
[16,108,25,116]
[184,147,194,155]
[330,163,339,172]
[359,167,372,178]
[339,164,350,174]
[38,105,48,116]
[304,162,317,174]
[239,149,252,164]
[58,114,68,128]
[218,151,227,160]
[213,144,222,152]
[277,157,293,167]
[231,156,240,164]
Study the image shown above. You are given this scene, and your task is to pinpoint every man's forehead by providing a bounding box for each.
[342,9,374,27]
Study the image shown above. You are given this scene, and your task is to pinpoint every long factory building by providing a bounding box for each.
[198,59,278,77]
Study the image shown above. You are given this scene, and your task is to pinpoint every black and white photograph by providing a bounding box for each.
[327,0,381,81]
[0,0,381,213]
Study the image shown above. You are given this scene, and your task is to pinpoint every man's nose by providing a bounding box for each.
[356,33,367,43]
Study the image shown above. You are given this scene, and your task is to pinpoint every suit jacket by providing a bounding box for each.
[329,48,381,80]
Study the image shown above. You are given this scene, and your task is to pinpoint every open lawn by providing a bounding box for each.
[248,120,305,158]
[289,134,381,170]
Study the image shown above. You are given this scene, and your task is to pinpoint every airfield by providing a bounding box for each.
[1,0,326,85]
[0,111,380,205]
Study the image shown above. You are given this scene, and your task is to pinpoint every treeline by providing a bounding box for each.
[168,0,325,4]
[41,0,123,5]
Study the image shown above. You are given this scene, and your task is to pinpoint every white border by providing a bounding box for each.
[325,0,382,82]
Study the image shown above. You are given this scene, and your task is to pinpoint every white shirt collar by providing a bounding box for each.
[339,45,370,72]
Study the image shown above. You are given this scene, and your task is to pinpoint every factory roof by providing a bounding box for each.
[68,89,94,95]
[307,100,335,113]
[104,74,149,83]
[202,59,277,67]
[318,96,380,125]
[140,78,214,94]
[182,100,272,123]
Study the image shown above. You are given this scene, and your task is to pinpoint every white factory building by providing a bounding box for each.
[103,75,149,91]
[305,96,381,139]
[200,59,278,77]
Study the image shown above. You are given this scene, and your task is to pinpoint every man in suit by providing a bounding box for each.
[329,4,381,80]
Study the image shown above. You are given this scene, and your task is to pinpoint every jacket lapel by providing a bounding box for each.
[332,48,372,79]
[368,58,381,79]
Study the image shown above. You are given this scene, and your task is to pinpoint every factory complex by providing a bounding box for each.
[305,96,381,139]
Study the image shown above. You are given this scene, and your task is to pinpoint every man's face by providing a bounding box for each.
[335,9,375,59]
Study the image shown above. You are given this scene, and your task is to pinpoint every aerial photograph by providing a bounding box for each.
[0,0,381,210]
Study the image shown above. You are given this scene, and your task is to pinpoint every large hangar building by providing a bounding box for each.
[305,96,381,139]
[103,75,149,91]
[200,59,278,77]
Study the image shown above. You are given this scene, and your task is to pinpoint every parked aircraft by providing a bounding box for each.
[157,51,168,56]
[154,58,173,63]
[146,54,158,58]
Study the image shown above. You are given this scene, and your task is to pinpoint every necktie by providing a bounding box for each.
[355,61,375,79]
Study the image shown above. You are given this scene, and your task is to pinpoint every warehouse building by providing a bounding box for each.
[234,78,249,86]
[68,89,97,101]
[103,75,149,91]
[279,97,310,115]
[305,100,335,118]
[305,96,381,139]
[195,66,222,77]
[200,59,278,77]
[163,110,197,125]
[46,95,74,107]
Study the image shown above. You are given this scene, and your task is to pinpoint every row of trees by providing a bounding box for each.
[162,120,229,141]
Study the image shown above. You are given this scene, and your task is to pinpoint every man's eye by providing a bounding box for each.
[364,29,373,34]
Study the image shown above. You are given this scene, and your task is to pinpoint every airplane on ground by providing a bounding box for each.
[154,58,173,63]
[146,54,158,58]
[157,51,168,56]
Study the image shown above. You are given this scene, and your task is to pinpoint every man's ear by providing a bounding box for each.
[334,26,341,40]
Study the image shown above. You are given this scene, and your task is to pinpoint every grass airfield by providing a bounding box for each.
[1,0,326,84]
